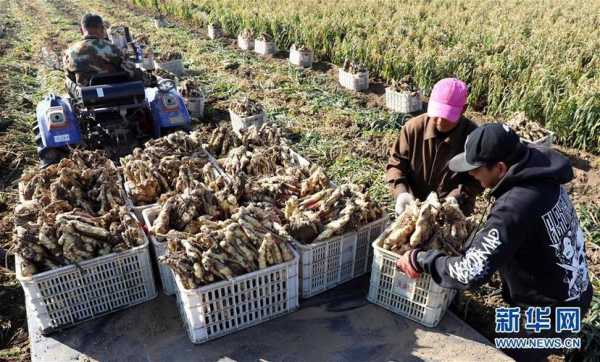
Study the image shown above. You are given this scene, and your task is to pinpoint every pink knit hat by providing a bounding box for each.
[427,78,468,123]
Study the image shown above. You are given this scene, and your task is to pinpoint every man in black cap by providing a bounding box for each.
[396,123,592,360]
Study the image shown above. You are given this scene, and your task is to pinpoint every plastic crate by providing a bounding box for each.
[229,109,265,137]
[289,48,313,68]
[155,59,184,76]
[208,25,223,40]
[254,40,276,56]
[140,56,155,71]
[174,249,299,344]
[367,241,455,327]
[16,228,157,335]
[142,206,177,295]
[237,36,254,50]
[521,131,554,148]
[338,68,369,91]
[154,16,167,28]
[184,96,205,119]
[295,216,388,298]
[385,87,422,113]
[285,147,311,168]
[107,29,128,52]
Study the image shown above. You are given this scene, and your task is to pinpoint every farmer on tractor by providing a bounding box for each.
[396,123,593,361]
[386,78,483,216]
[33,13,189,165]
[62,13,139,96]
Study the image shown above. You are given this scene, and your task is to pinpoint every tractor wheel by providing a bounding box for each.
[159,126,189,137]
[38,147,68,167]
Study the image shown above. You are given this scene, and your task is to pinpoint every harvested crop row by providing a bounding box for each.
[242,165,328,207]
[158,203,295,289]
[147,122,384,287]
[208,123,282,158]
[210,124,385,243]
[121,131,220,205]
[150,175,242,235]
[284,184,383,244]
[13,150,145,276]
[219,144,302,177]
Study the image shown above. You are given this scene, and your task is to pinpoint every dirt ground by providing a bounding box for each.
[0,0,598,360]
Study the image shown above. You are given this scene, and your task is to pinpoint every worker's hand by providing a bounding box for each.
[395,250,421,279]
[445,194,459,205]
[395,192,415,215]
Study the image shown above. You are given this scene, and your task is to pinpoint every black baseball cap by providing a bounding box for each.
[449,123,525,172]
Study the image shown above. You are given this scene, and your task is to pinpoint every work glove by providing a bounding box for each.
[445,195,459,207]
[395,192,415,215]
[395,250,421,279]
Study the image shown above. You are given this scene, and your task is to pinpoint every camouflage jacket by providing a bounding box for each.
[63,35,125,86]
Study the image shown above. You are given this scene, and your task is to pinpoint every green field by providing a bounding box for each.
[135,0,600,153]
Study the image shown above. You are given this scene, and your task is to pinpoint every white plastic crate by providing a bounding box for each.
[142,206,177,295]
[175,249,299,344]
[367,241,455,327]
[385,87,422,113]
[208,25,223,39]
[141,56,155,71]
[154,16,167,28]
[229,109,265,137]
[237,36,254,50]
[184,96,205,119]
[295,216,388,298]
[286,147,311,168]
[289,48,313,68]
[254,40,276,56]
[155,58,185,76]
[338,68,369,91]
[16,228,157,335]
[522,131,554,147]
[107,28,128,52]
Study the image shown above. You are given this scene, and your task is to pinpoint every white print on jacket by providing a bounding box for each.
[448,228,502,284]
[542,187,589,301]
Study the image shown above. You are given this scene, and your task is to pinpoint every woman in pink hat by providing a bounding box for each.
[385,78,483,215]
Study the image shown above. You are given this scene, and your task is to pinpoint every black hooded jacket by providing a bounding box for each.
[416,145,592,308]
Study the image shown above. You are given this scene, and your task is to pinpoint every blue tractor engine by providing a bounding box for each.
[146,79,193,138]
[34,95,81,163]
[34,74,191,165]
